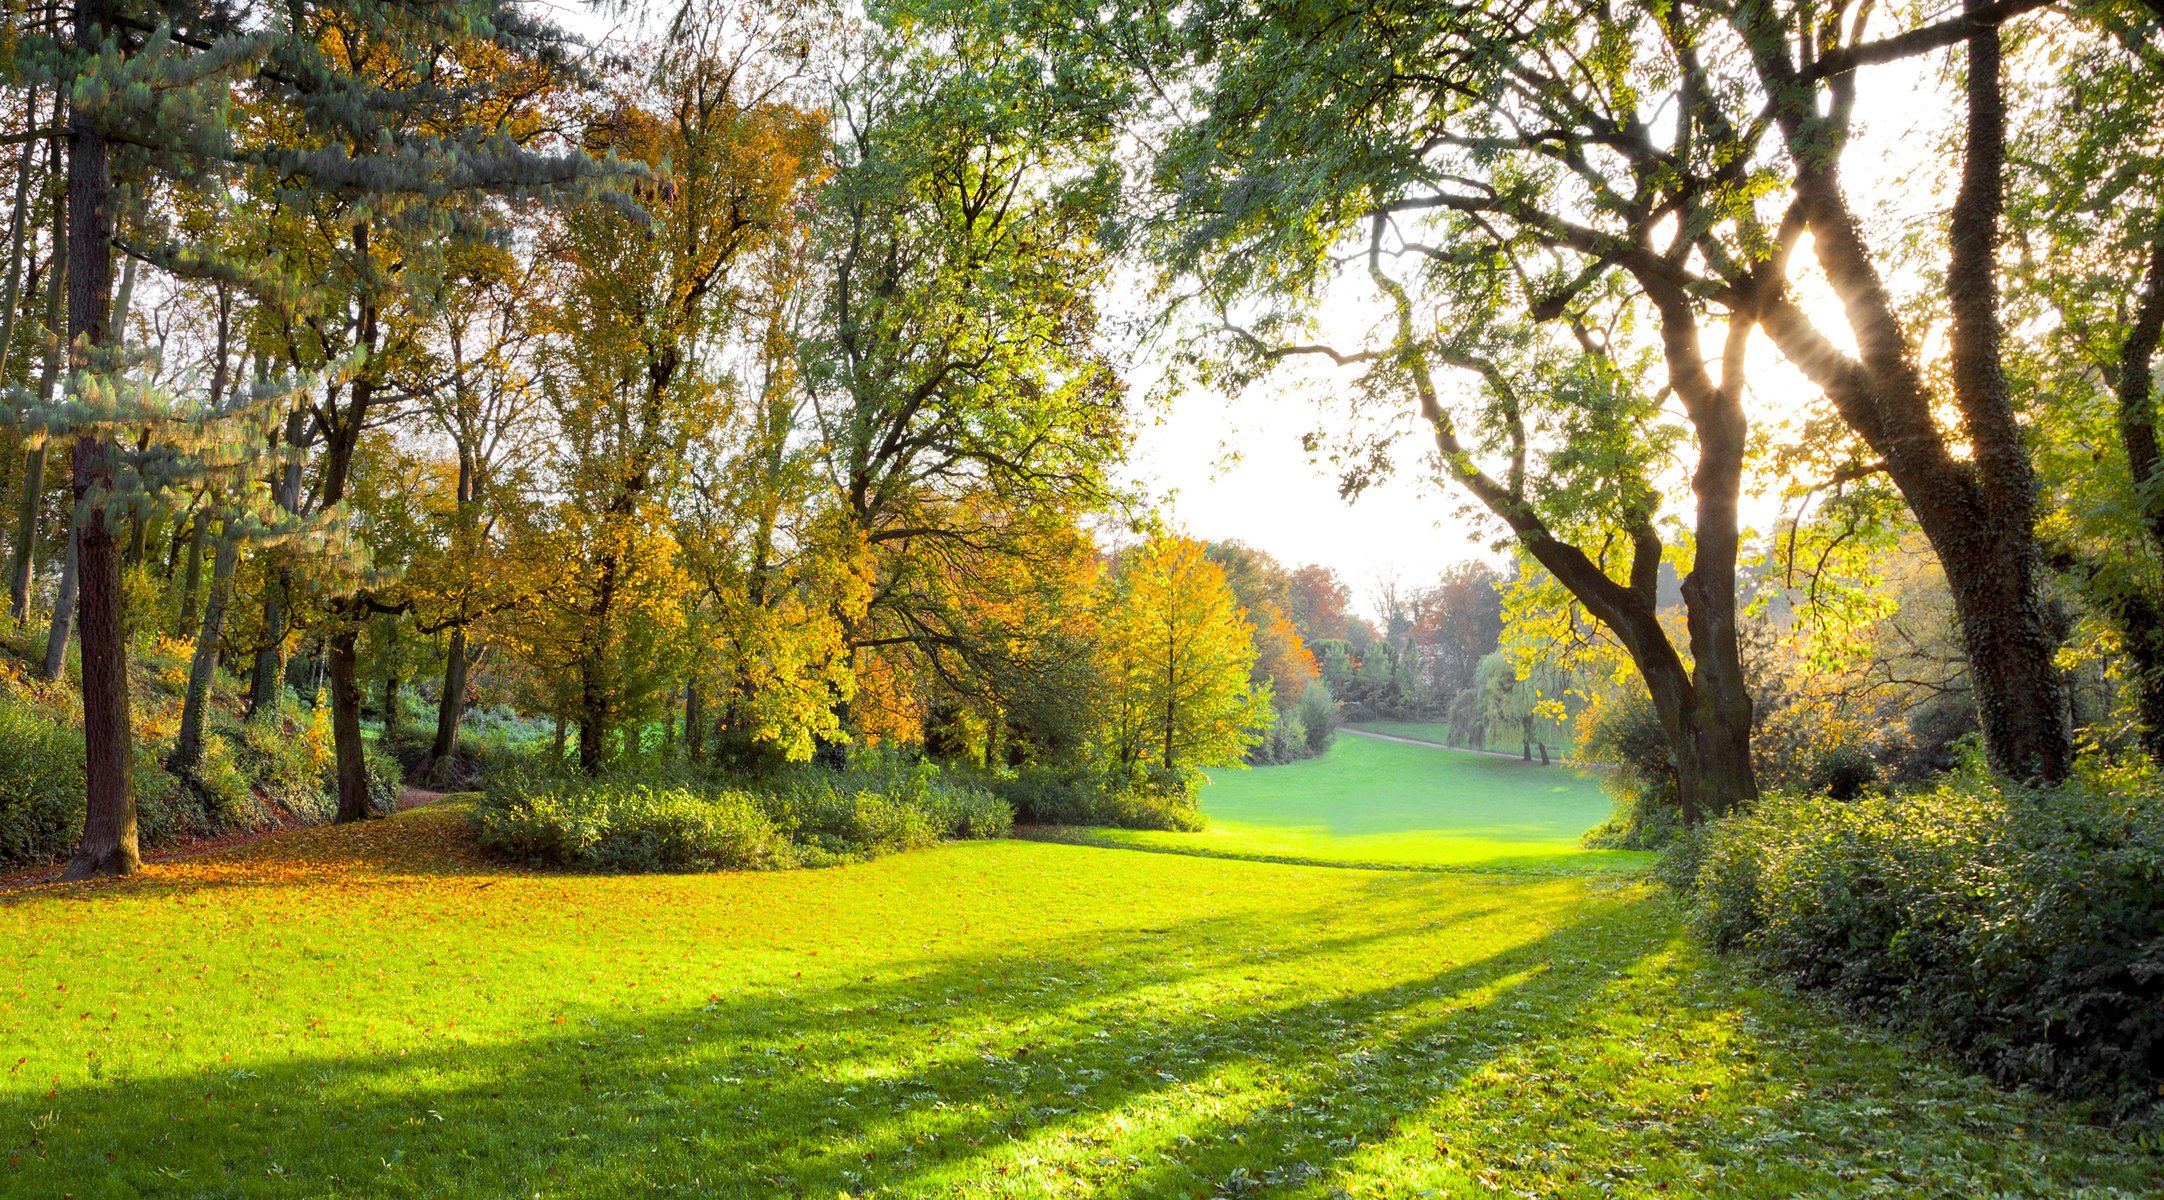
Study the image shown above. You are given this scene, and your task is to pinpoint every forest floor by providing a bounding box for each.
[2,745,2159,1197]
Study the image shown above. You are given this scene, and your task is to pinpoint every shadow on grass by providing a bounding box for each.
[0,871,1660,1198]
[1016,824,1653,877]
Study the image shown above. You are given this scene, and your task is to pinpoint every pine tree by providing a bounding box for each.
[5,0,610,874]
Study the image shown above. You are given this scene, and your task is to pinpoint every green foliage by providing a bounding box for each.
[475,779,789,873]
[1579,690,1680,851]
[474,752,1012,873]
[1683,778,2164,1112]
[1295,681,1341,755]
[987,763,1204,832]
[0,684,82,865]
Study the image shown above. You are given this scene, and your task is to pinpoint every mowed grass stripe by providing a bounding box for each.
[1082,730,1646,873]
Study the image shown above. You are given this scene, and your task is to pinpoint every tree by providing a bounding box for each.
[1408,562,1504,706]
[10,0,600,872]
[1099,534,1269,778]
[1284,564,1352,646]
[802,21,1128,736]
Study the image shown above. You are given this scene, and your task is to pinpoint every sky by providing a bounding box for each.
[1118,55,1948,615]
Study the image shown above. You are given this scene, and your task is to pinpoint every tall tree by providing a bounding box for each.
[1100,533,1268,777]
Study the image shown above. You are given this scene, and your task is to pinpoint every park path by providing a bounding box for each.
[1341,725,1574,766]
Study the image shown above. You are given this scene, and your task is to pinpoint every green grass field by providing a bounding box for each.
[3,767,2157,1196]
[1073,731,1640,872]
[1349,721,1576,760]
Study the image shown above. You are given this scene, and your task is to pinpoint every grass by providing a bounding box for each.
[1351,721,1576,760]
[2,800,2157,1197]
[1070,732,1643,872]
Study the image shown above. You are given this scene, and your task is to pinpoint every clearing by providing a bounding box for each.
[1,740,2156,1198]
[1065,731,1637,872]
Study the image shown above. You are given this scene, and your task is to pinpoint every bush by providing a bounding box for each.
[365,742,403,816]
[1297,682,1341,755]
[0,686,87,866]
[235,711,337,822]
[476,778,787,872]
[474,749,1012,873]
[1684,777,2164,1112]
[987,762,1204,831]
[1579,691,1681,850]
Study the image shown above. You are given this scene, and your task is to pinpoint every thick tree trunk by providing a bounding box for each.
[248,576,288,717]
[61,2,135,877]
[1748,7,2069,784]
[2110,229,2164,758]
[171,522,237,776]
[577,663,606,775]
[39,516,75,681]
[247,404,307,718]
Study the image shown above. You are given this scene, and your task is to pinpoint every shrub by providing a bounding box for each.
[1684,776,2164,1111]
[1579,691,1680,850]
[365,742,403,816]
[236,713,337,823]
[475,750,1011,873]
[1296,682,1341,755]
[476,778,787,872]
[989,763,1204,831]
[0,686,87,866]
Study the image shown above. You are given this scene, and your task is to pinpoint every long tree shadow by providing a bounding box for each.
[6,831,2151,1198]
[0,874,1657,1198]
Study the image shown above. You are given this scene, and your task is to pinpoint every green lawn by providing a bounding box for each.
[1350,721,1576,760]
[2,800,2157,1197]
[1077,731,1641,872]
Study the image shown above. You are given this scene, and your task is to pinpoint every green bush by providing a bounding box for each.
[0,687,87,866]
[1580,692,1680,850]
[989,763,1203,831]
[1683,777,2164,1111]
[475,750,1012,873]
[476,778,787,872]
[235,713,336,822]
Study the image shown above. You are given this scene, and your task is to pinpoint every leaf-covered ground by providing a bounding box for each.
[2,800,2157,1198]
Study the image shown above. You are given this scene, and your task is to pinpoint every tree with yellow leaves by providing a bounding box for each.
[1099,534,1269,782]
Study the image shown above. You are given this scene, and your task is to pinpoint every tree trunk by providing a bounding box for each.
[248,576,289,717]
[577,661,606,775]
[426,624,470,779]
[8,186,65,626]
[62,0,135,877]
[1748,8,2069,784]
[381,671,401,744]
[176,508,205,633]
[551,711,566,762]
[39,515,75,681]
[329,626,372,822]
[683,676,703,762]
[171,520,237,776]
[10,443,47,625]
[0,85,40,386]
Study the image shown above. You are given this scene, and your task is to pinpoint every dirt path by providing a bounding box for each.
[1342,725,1576,766]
